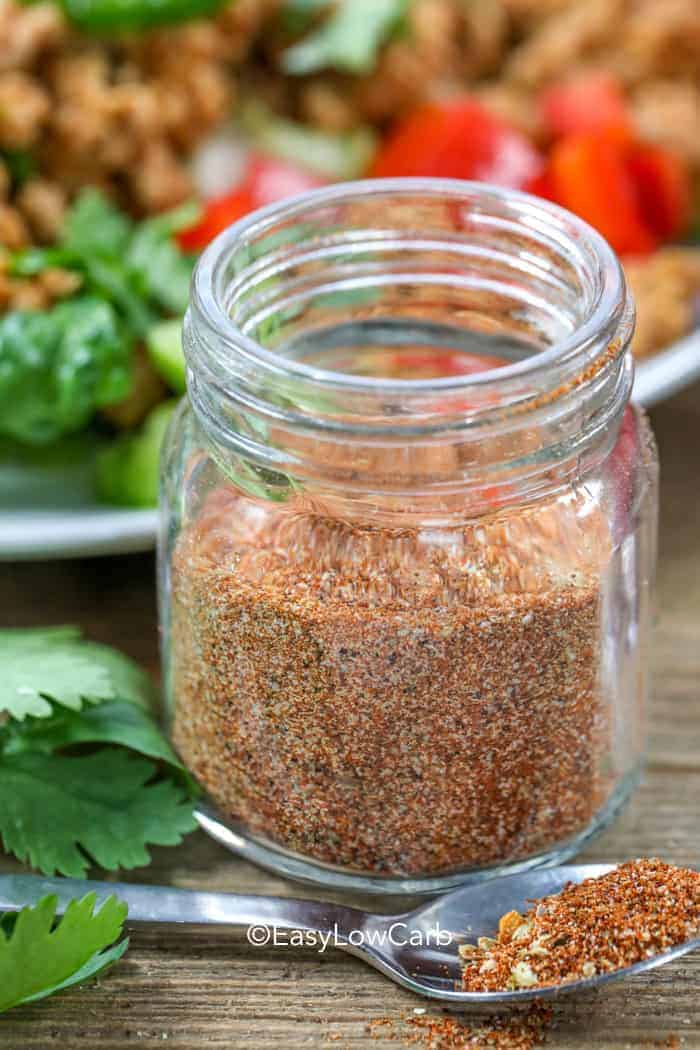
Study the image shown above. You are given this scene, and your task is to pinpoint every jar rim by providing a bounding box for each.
[192,176,629,396]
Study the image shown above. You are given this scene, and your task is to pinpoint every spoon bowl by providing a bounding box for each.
[358,863,700,1001]
[1,864,697,1003]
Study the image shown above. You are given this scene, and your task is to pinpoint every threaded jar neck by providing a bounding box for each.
[184,178,634,524]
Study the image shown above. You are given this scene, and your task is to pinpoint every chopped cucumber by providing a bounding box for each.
[96,400,177,507]
[146,320,186,394]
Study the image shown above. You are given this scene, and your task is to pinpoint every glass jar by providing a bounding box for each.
[159,179,658,894]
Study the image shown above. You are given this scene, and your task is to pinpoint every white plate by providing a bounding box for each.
[1,331,697,560]
[0,506,159,561]
[0,440,159,560]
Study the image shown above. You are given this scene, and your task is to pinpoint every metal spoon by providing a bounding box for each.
[1,865,698,1003]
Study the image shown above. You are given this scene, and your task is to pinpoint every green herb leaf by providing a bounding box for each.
[9,188,196,342]
[126,202,199,317]
[282,0,408,75]
[0,629,112,720]
[0,892,127,1013]
[2,189,196,450]
[79,642,158,712]
[1,698,195,792]
[0,627,156,720]
[22,936,129,1005]
[9,246,75,277]
[58,0,227,32]
[279,0,329,35]
[0,297,132,446]
[0,749,197,877]
[62,189,132,258]
[1,148,36,188]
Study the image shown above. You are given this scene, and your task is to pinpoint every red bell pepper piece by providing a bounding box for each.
[539,72,632,141]
[626,144,691,242]
[176,186,255,252]
[544,133,657,256]
[370,99,543,189]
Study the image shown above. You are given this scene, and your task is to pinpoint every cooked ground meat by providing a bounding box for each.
[0,0,258,222]
[0,71,51,149]
[631,79,700,168]
[0,0,67,73]
[15,178,67,242]
[0,200,28,251]
[625,249,700,358]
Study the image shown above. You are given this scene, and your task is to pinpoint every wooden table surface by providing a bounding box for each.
[1,386,699,1050]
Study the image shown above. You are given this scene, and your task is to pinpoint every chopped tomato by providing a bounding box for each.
[524,168,555,201]
[176,187,254,252]
[370,99,543,189]
[544,133,657,256]
[539,72,632,141]
[626,145,691,242]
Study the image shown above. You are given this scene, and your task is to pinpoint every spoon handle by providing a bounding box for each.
[0,873,367,937]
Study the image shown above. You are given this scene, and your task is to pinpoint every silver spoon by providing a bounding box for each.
[1,865,698,1003]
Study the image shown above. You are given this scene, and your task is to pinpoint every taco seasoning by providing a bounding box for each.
[159,181,659,892]
[460,858,700,992]
[368,1003,553,1048]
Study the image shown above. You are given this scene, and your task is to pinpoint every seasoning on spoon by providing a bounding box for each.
[460,858,700,992]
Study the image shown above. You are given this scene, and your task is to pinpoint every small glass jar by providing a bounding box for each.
[159,179,658,894]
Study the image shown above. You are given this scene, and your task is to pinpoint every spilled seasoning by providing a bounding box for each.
[170,482,613,877]
[367,1003,553,1048]
[460,859,700,991]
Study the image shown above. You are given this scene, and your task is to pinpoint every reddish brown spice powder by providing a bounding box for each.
[460,859,700,992]
[170,483,613,877]
[367,1004,553,1048]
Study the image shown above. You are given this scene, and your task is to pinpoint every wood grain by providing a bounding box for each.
[1,386,699,1049]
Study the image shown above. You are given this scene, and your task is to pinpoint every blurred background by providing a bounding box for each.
[0,0,698,554]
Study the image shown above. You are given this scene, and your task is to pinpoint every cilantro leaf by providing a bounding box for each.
[0,148,36,188]
[1,697,197,792]
[80,255,153,338]
[0,297,132,446]
[4,191,196,447]
[0,627,156,720]
[53,190,196,333]
[0,629,113,720]
[22,936,128,1005]
[0,749,197,877]
[0,892,127,1013]
[78,641,158,711]
[0,626,82,648]
[282,0,408,75]
[62,189,131,258]
[279,0,329,35]
[126,201,200,317]
[58,0,227,32]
